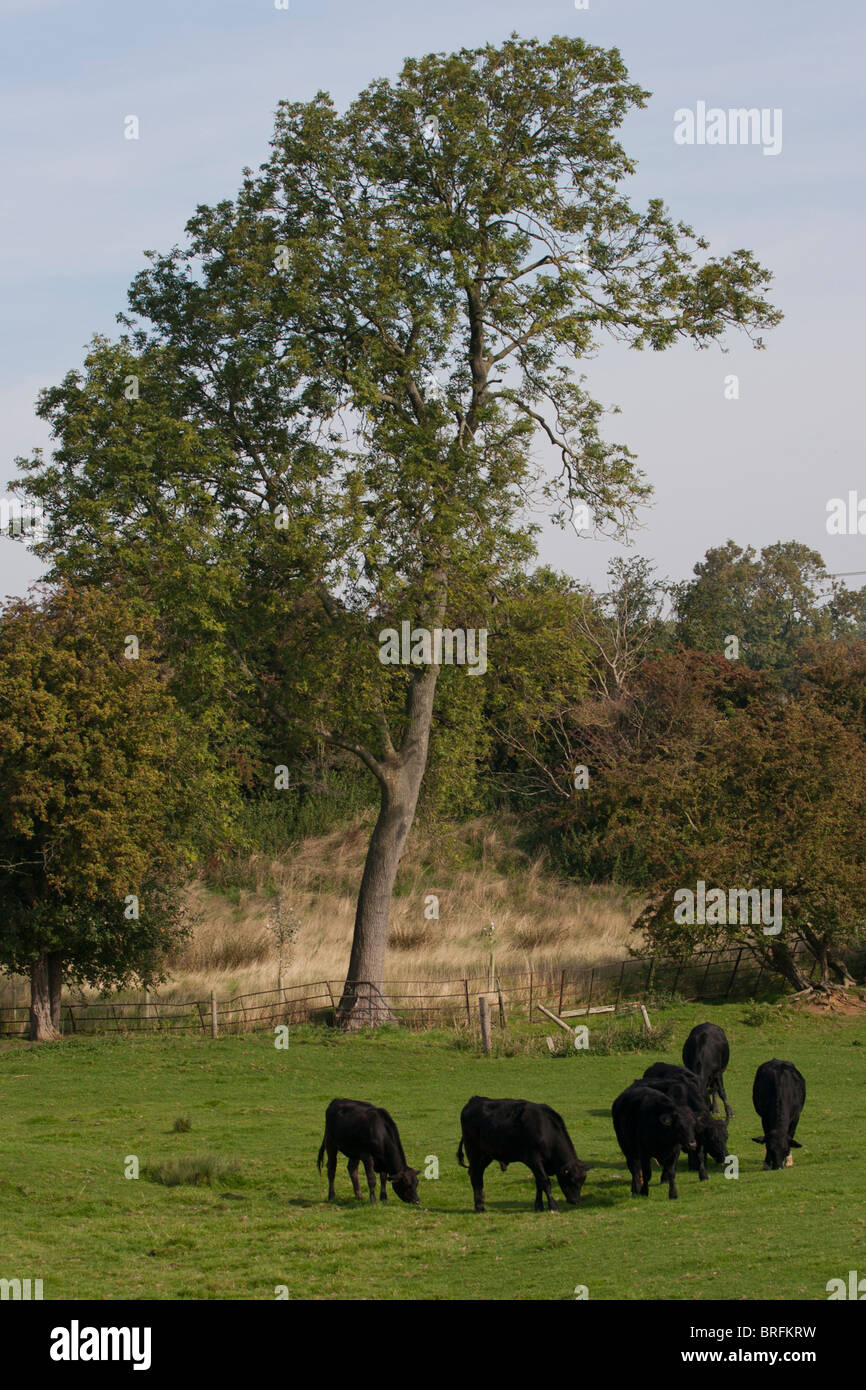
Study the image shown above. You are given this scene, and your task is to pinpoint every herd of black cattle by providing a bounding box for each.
[316,1022,807,1211]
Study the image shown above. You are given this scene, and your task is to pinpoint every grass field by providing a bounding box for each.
[1,1002,863,1301]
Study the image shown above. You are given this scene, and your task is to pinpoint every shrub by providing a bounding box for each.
[144,1155,240,1188]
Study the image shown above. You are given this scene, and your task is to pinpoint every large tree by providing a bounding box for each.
[0,586,225,1039]
[19,34,780,1024]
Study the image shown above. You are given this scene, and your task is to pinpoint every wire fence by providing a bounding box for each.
[0,938,823,1039]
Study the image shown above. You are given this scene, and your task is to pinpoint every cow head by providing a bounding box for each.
[390,1167,421,1204]
[661,1107,697,1150]
[700,1114,729,1164]
[557,1160,591,1205]
[752,1133,801,1170]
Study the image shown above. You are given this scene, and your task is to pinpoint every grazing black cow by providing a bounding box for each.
[641,1063,729,1180]
[317,1098,420,1204]
[751,1060,806,1170]
[682,1022,733,1118]
[457,1096,590,1213]
[612,1082,698,1200]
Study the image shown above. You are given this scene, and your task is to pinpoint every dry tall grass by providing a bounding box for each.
[0,815,643,1008]
[161,814,641,1001]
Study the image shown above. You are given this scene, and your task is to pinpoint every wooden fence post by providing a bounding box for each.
[701,950,714,994]
[210,990,218,1040]
[725,948,744,999]
[558,969,566,1017]
[479,996,491,1054]
[463,979,470,1026]
[528,970,534,1020]
[586,968,595,1015]
[496,980,506,1028]
[753,956,765,995]
[616,960,625,1007]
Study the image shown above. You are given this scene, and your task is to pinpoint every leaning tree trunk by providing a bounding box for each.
[337,662,439,1030]
[800,923,855,989]
[29,951,63,1042]
[767,939,813,993]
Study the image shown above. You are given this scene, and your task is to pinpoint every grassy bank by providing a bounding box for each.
[0,815,635,1008]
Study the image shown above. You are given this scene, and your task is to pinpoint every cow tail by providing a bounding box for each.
[457,1137,467,1168]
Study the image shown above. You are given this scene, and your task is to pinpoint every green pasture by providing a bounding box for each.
[1,1003,863,1300]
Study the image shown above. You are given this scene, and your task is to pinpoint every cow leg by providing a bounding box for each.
[326,1144,338,1201]
[468,1159,489,1213]
[379,1171,388,1201]
[628,1158,643,1196]
[363,1157,377,1203]
[638,1150,652,1197]
[716,1075,733,1120]
[529,1161,558,1212]
[785,1122,798,1165]
[347,1158,363,1200]
[694,1143,708,1181]
[662,1154,679,1200]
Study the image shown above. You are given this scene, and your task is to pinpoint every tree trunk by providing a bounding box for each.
[767,940,812,993]
[800,924,855,990]
[827,950,855,988]
[337,663,439,1029]
[29,951,63,1042]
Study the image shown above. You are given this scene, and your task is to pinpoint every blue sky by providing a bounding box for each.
[2,0,864,599]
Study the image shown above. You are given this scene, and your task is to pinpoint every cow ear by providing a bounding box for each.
[790,1139,802,1148]
[751,1137,765,1144]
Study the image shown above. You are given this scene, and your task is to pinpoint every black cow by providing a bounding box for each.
[682,1022,733,1118]
[317,1098,420,1204]
[752,1060,806,1170]
[457,1096,590,1212]
[641,1063,729,1180]
[612,1082,698,1200]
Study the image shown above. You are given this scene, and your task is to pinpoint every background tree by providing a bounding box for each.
[674,540,866,670]
[574,555,670,699]
[19,34,781,1024]
[542,650,866,991]
[0,585,227,1039]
